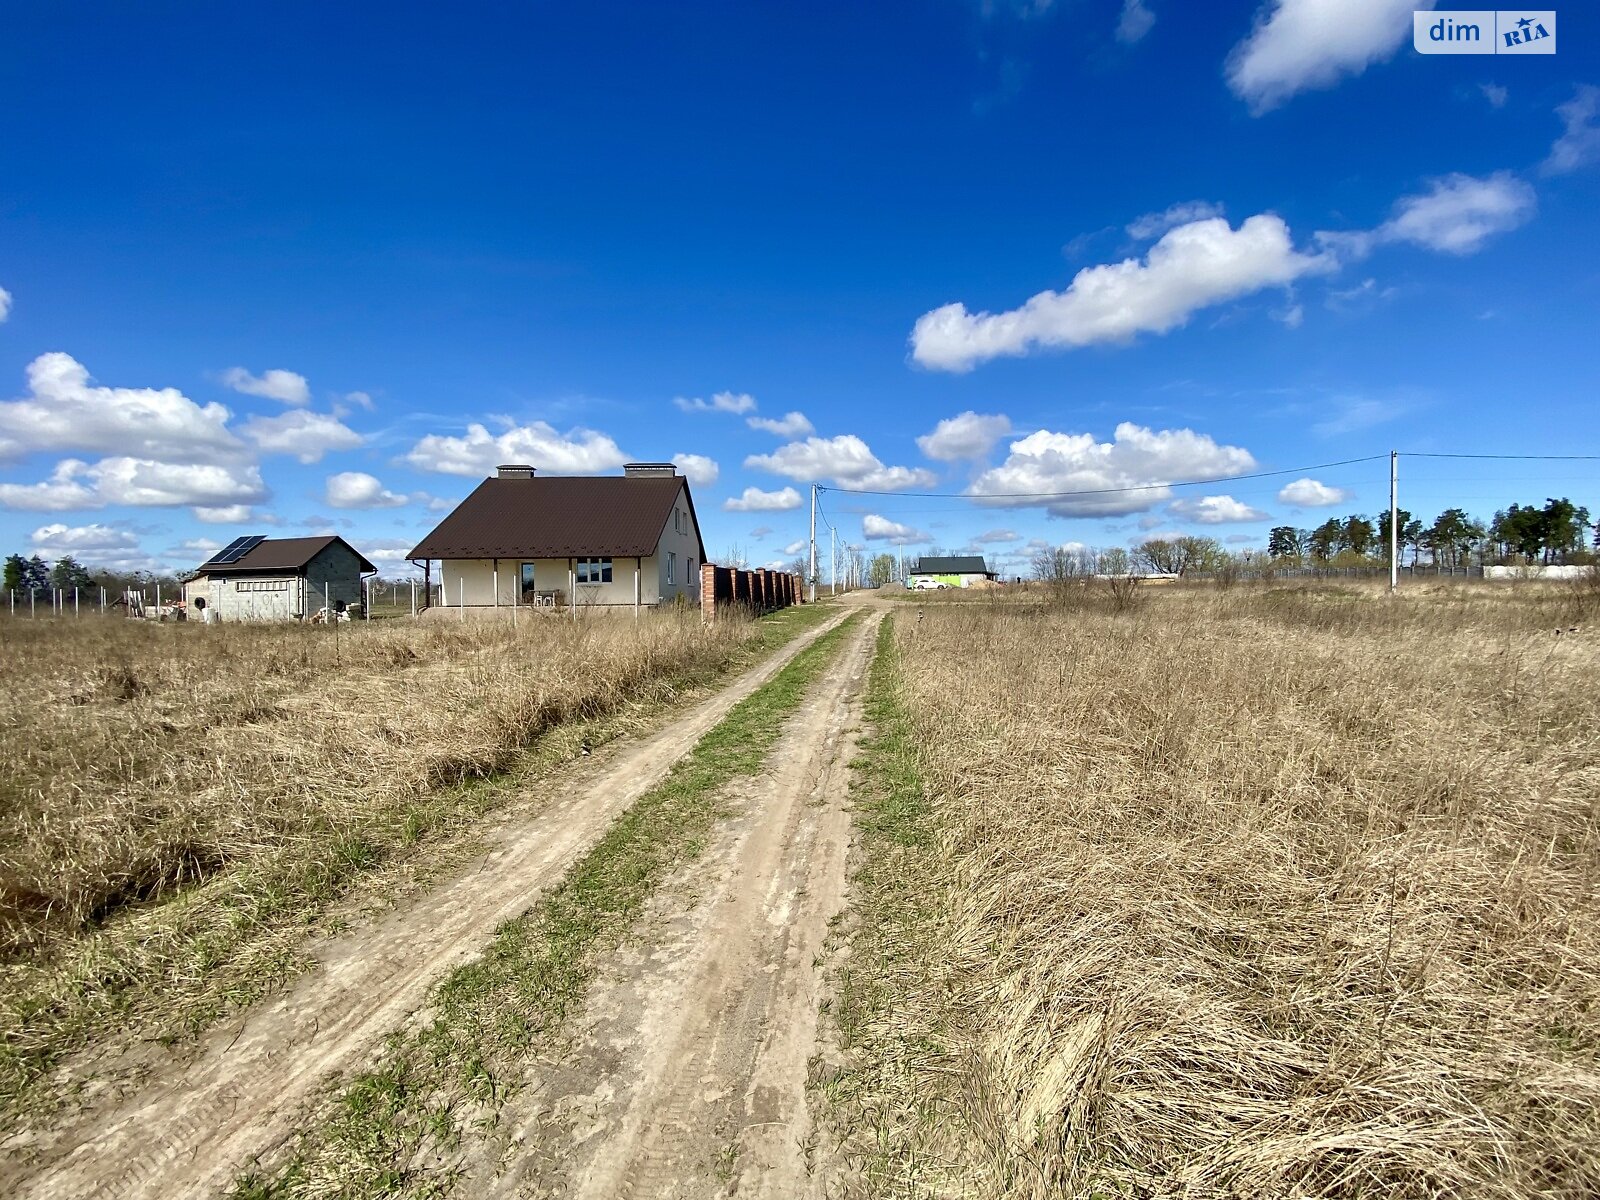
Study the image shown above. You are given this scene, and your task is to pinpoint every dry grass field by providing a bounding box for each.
[0,606,815,1126]
[832,579,1600,1198]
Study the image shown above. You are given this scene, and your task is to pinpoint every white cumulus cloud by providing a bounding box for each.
[723,486,802,512]
[1168,494,1269,523]
[1277,477,1350,506]
[0,460,97,510]
[29,522,155,571]
[1543,85,1600,176]
[403,421,628,477]
[0,286,11,322]
[1226,0,1430,113]
[0,456,269,515]
[243,410,365,464]
[862,514,930,545]
[0,353,246,465]
[363,540,425,570]
[221,366,311,406]
[746,435,939,491]
[911,215,1328,372]
[674,391,756,415]
[747,411,815,437]
[91,458,268,509]
[194,505,256,524]
[671,453,719,486]
[916,411,1013,462]
[1322,171,1535,257]
[968,422,1257,517]
[326,471,408,509]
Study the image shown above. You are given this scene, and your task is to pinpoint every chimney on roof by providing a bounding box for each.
[623,462,677,478]
[497,464,536,479]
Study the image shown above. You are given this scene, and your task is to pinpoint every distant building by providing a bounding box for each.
[183,535,376,621]
[408,463,707,612]
[906,555,997,588]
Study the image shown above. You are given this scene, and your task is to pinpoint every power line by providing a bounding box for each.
[1401,452,1600,461]
[815,453,1389,500]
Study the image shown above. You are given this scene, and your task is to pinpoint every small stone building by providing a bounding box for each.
[183,535,377,621]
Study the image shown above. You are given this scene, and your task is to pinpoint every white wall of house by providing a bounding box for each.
[654,489,703,604]
[440,555,662,608]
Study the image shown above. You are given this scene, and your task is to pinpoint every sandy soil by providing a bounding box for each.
[0,610,851,1200]
[472,607,880,1200]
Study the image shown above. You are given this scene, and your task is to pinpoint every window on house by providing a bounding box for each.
[576,557,613,584]
[235,579,290,592]
[667,552,676,584]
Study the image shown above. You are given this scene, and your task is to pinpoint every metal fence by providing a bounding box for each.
[4,581,451,619]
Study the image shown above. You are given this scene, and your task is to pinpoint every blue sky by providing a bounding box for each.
[1,1,1596,578]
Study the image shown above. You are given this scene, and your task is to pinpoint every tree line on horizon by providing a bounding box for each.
[3,553,189,599]
[1022,496,1596,581]
[1266,497,1593,569]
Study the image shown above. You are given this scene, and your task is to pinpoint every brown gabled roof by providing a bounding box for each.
[198,535,377,576]
[408,475,706,561]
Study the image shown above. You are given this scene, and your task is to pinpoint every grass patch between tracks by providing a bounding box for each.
[813,613,968,1196]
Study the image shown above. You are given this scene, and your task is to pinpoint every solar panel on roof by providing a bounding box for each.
[207,534,266,566]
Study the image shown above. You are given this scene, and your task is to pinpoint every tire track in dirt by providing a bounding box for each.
[477,605,881,1200]
[0,612,850,1200]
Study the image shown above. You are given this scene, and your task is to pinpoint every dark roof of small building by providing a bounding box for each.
[910,555,993,575]
[408,474,706,561]
[197,535,377,576]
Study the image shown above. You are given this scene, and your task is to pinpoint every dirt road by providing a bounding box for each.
[474,607,880,1199]
[0,609,854,1200]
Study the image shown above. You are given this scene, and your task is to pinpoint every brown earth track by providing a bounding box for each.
[475,605,880,1199]
[0,610,852,1200]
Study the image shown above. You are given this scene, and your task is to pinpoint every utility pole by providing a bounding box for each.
[808,483,817,602]
[829,525,836,596]
[1389,449,1399,595]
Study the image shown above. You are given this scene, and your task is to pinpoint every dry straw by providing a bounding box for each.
[0,608,763,1116]
[857,580,1600,1198]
